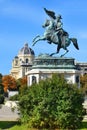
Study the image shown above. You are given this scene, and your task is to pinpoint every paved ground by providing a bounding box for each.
[0,105,19,121]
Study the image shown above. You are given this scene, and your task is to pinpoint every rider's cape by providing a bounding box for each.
[44,8,56,19]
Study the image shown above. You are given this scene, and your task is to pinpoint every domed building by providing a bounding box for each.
[10,43,35,79]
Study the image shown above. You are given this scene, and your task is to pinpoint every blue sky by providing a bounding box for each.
[0,0,87,75]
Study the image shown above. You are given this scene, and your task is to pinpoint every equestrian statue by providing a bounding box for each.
[32,8,79,57]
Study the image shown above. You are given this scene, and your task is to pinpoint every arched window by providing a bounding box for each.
[26,58,28,63]
[32,76,36,84]
[15,60,18,66]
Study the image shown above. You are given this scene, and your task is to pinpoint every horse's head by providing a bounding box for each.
[42,19,50,28]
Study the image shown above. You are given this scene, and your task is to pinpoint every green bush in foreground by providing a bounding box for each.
[19,74,85,129]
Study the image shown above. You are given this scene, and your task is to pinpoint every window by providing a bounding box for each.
[32,76,36,84]
[26,58,28,63]
[76,76,79,83]
[15,60,18,66]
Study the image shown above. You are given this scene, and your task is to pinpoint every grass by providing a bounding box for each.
[0,121,18,130]
[80,121,87,130]
[9,124,30,130]
[0,121,37,130]
[0,121,87,130]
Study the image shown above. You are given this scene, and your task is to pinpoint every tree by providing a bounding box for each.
[16,76,27,93]
[16,76,27,87]
[19,74,84,129]
[0,73,4,104]
[0,84,4,94]
[0,73,3,94]
[2,75,17,92]
[0,73,3,84]
[20,76,27,86]
[0,84,4,104]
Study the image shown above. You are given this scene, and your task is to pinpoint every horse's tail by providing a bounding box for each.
[70,38,79,50]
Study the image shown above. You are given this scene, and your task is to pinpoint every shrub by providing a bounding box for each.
[19,74,84,129]
[9,94,19,101]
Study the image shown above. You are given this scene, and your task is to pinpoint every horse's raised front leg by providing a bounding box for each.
[32,35,46,46]
[32,35,40,46]
[32,35,40,42]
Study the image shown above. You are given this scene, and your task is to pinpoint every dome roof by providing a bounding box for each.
[19,43,35,55]
[14,56,18,59]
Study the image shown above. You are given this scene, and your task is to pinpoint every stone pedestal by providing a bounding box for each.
[26,54,80,87]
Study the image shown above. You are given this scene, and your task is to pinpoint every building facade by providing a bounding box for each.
[76,62,87,76]
[10,43,35,79]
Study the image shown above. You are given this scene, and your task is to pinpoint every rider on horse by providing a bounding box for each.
[43,12,68,45]
[32,8,79,56]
